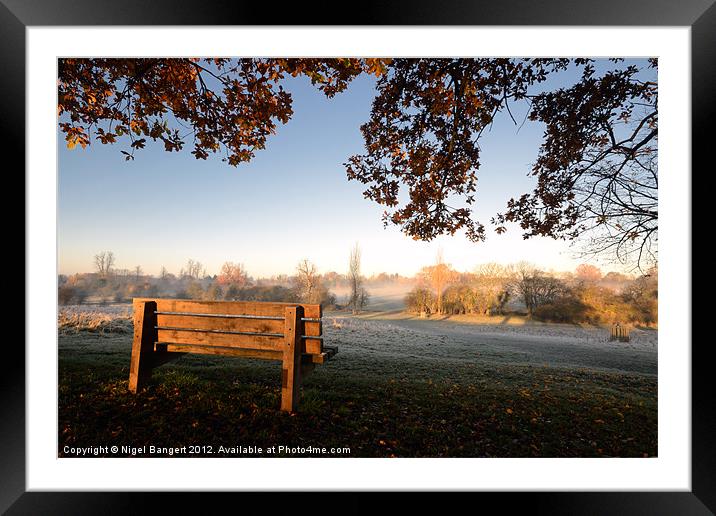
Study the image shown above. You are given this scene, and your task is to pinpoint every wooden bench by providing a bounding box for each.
[128,298,336,412]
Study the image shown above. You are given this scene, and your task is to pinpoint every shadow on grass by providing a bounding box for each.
[58,333,657,459]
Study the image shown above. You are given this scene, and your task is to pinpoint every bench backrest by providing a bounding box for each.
[133,298,323,358]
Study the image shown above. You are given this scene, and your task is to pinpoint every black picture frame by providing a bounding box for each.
[6,1,709,513]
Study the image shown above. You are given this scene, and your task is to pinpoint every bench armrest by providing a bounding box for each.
[303,346,338,364]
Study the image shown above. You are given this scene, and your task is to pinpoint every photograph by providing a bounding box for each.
[56,57,660,459]
[7,5,710,509]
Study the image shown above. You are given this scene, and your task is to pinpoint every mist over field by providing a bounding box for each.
[60,251,658,329]
[329,282,415,311]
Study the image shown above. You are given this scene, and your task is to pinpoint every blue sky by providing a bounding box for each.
[58,59,654,278]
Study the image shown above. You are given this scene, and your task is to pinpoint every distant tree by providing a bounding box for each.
[185,281,204,300]
[66,273,80,286]
[600,271,633,293]
[621,266,658,323]
[144,282,159,297]
[510,262,566,316]
[113,289,127,303]
[94,251,115,278]
[294,259,319,304]
[357,287,370,312]
[74,288,88,305]
[272,274,291,286]
[58,285,76,305]
[575,264,603,284]
[114,268,130,279]
[348,244,368,314]
[405,287,435,316]
[205,283,224,301]
[224,284,240,301]
[371,272,391,284]
[133,265,143,281]
[322,271,342,288]
[420,250,457,314]
[160,270,177,283]
[603,271,631,283]
[159,266,169,281]
[217,262,250,288]
[474,262,509,279]
[472,263,512,314]
[441,285,473,315]
[181,259,203,280]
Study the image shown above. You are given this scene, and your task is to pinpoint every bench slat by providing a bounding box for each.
[140,298,320,318]
[157,343,283,360]
[156,313,285,335]
[156,328,283,350]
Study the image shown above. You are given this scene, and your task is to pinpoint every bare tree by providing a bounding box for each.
[94,251,115,278]
[159,266,169,281]
[181,259,203,280]
[499,102,658,272]
[348,243,367,314]
[294,259,319,303]
[357,287,370,312]
[133,265,143,282]
[510,262,565,316]
[472,262,511,314]
[567,147,658,271]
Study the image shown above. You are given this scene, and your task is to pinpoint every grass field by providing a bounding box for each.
[58,306,657,458]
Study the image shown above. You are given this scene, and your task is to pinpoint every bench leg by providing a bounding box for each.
[281,306,304,412]
[301,361,316,379]
[129,300,157,393]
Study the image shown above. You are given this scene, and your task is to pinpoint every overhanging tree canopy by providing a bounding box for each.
[58,57,657,269]
[58,58,388,163]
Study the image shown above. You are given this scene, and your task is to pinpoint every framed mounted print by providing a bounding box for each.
[7,0,711,512]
